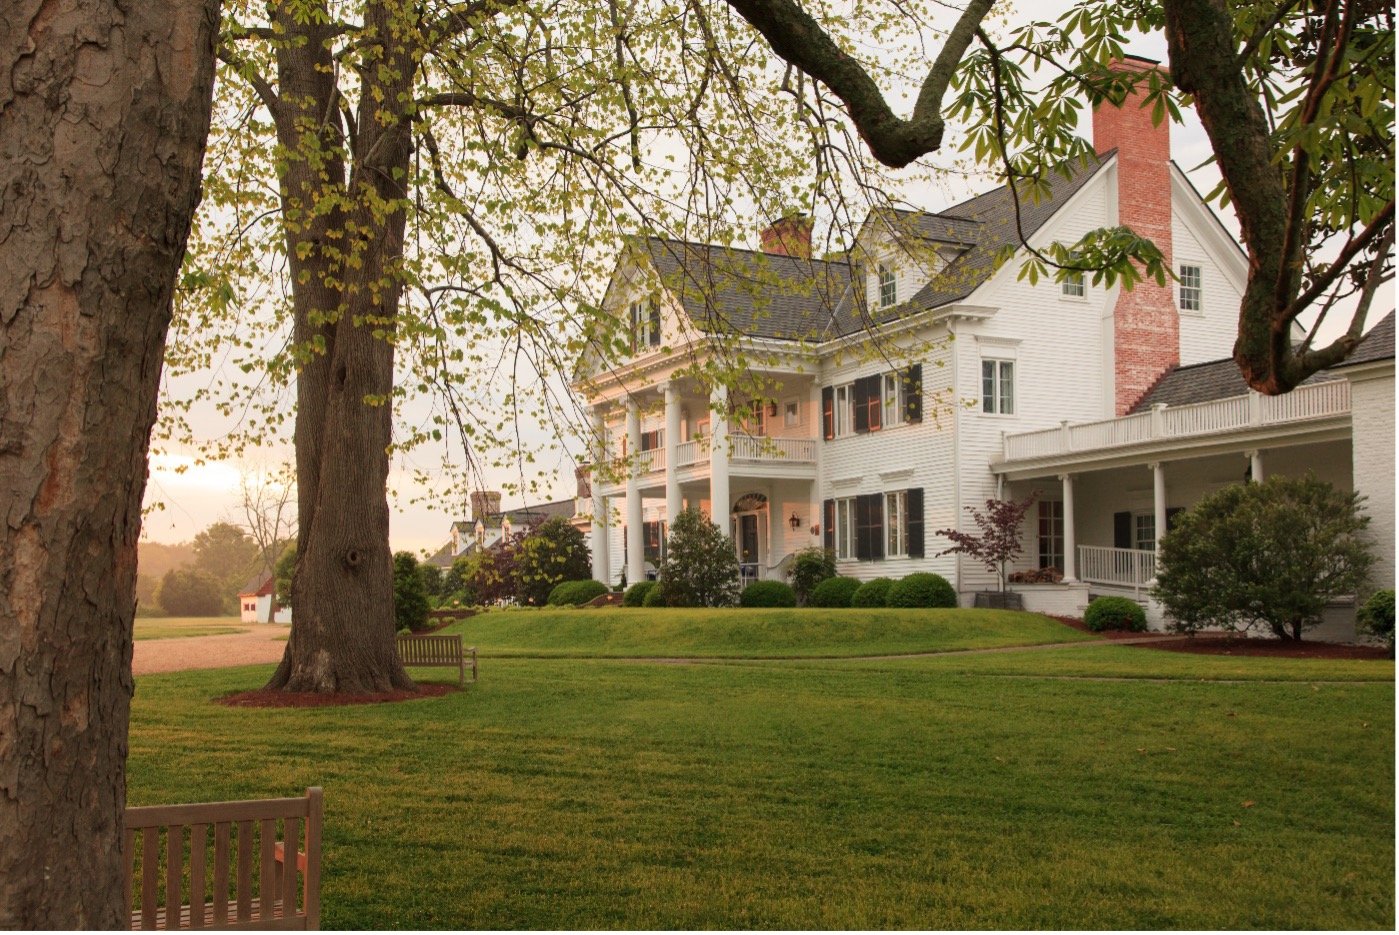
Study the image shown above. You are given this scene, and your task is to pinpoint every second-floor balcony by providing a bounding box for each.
[596,433,819,496]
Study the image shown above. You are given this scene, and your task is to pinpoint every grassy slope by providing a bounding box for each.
[133,616,249,641]
[443,607,1097,657]
[128,613,1394,929]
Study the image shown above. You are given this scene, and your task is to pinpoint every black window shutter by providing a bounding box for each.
[853,379,870,434]
[854,495,871,559]
[903,365,923,423]
[1113,511,1132,549]
[823,499,835,551]
[868,493,885,560]
[648,296,661,346]
[822,387,835,440]
[629,303,638,353]
[1166,507,1184,532]
[906,487,924,558]
[866,376,882,432]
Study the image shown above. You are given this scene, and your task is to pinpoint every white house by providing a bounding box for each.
[237,573,291,625]
[572,56,1395,631]
[427,490,578,568]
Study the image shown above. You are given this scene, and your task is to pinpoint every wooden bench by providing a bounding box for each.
[125,787,322,930]
[397,633,477,686]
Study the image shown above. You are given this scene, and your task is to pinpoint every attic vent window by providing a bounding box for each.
[877,264,897,308]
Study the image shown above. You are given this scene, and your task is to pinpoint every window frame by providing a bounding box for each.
[833,383,853,437]
[1179,263,1202,312]
[783,398,801,427]
[1061,269,1086,299]
[1038,500,1064,570]
[885,490,907,558]
[834,497,856,559]
[882,372,906,427]
[981,358,1015,415]
[1133,513,1157,552]
[877,264,897,308]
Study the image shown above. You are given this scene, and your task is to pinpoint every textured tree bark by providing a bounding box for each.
[262,4,414,694]
[0,0,219,926]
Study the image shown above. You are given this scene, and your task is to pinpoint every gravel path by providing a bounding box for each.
[132,624,288,676]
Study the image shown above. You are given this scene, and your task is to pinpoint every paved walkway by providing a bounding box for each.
[132,624,288,676]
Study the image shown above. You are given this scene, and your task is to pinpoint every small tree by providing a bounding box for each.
[1153,475,1374,640]
[514,517,592,606]
[418,563,444,603]
[936,494,1038,591]
[393,552,430,633]
[274,545,297,609]
[156,569,225,617]
[788,547,836,606]
[470,535,524,606]
[656,509,741,608]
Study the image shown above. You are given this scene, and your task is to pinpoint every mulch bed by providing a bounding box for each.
[1048,614,1390,659]
[218,684,456,708]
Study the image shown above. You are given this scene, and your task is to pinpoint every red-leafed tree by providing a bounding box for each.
[936,494,1040,592]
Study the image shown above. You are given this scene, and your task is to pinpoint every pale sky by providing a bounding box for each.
[138,2,1380,556]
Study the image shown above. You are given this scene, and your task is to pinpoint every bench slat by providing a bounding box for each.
[166,825,183,926]
[281,819,302,918]
[260,819,276,923]
[213,824,230,926]
[127,796,312,828]
[189,824,207,930]
[236,821,253,922]
[141,828,159,931]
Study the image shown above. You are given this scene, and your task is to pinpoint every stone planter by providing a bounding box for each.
[974,591,1024,610]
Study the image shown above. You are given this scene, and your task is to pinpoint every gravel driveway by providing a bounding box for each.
[132,624,288,676]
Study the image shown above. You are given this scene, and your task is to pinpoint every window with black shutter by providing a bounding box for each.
[852,381,870,434]
[906,488,924,557]
[822,387,835,440]
[853,493,885,560]
[823,499,835,550]
[648,296,661,347]
[640,429,661,451]
[902,365,923,423]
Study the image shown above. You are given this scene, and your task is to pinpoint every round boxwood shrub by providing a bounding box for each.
[851,577,895,608]
[740,580,797,608]
[885,573,957,609]
[1084,596,1147,632]
[809,575,863,608]
[642,581,670,607]
[623,581,655,607]
[547,579,609,607]
[1358,588,1395,650]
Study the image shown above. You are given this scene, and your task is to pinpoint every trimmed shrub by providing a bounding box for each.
[655,509,739,607]
[1083,596,1147,632]
[1358,588,1395,650]
[809,576,862,608]
[740,580,798,608]
[623,581,656,607]
[851,577,895,608]
[886,573,957,609]
[642,581,683,607]
[547,579,609,607]
[788,547,836,606]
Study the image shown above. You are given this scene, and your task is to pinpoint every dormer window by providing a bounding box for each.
[877,264,897,308]
[630,295,661,351]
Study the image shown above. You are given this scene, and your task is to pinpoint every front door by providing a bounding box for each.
[736,513,760,583]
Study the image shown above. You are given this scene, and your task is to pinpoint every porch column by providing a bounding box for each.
[1059,473,1077,582]
[1247,449,1264,482]
[709,383,730,531]
[590,407,610,583]
[626,399,644,585]
[1150,462,1167,549]
[664,382,681,526]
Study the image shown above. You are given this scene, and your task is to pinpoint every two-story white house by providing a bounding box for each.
[573,56,1394,630]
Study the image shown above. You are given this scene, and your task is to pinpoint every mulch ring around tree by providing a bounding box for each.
[218,684,456,708]
[1049,614,1389,659]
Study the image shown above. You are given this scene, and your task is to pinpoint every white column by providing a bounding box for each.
[1248,449,1264,482]
[1060,473,1076,582]
[626,399,644,585]
[590,408,610,583]
[1151,462,1167,549]
[709,383,730,531]
[664,382,681,526]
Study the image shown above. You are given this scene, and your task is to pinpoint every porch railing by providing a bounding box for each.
[1078,545,1157,598]
[635,448,664,474]
[731,436,818,463]
[1003,380,1351,461]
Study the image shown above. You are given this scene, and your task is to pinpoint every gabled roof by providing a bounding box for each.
[1131,311,1394,411]
[449,498,577,533]
[640,237,851,341]
[424,540,456,569]
[238,572,274,598]
[825,152,1112,337]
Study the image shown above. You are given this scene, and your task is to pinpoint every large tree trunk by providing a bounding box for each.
[0,0,219,926]
[263,3,414,694]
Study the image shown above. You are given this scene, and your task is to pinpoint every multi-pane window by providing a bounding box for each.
[1179,264,1202,311]
[882,372,906,427]
[886,490,907,558]
[981,359,1014,414]
[877,264,897,308]
[834,498,856,559]
[833,384,853,437]
[783,399,800,427]
[1062,270,1085,298]
[1038,500,1064,570]
[630,295,661,349]
[1134,514,1156,551]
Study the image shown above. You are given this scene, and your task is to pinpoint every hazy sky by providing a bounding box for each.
[137,2,1374,556]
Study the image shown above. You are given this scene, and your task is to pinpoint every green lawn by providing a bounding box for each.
[127,613,1394,929]
[133,616,249,641]
[442,606,1097,657]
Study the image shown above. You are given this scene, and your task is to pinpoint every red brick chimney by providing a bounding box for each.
[759,215,813,259]
[1094,56,1179,415]
[470,490,501,522]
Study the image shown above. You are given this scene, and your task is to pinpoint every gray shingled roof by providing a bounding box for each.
[642,238,851,341]
[1131,311,1394,411]
[451,498,577,531]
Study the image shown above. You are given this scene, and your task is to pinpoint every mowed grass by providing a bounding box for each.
[444,606,1096,658]
[134,616,249,641]
[127,612,1394,930]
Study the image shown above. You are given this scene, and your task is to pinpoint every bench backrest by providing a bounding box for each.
[397,633,462,664]
[125,787,322,930]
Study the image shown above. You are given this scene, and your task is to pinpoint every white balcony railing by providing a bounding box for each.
[1078,545,1156,598]
[1002,380,1351,462]
[634,448,664,474]
[731,435,818,463]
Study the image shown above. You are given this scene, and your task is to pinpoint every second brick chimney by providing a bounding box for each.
[470,490,502,523]
[759,215,814,259]
[1094,56,1179,416]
